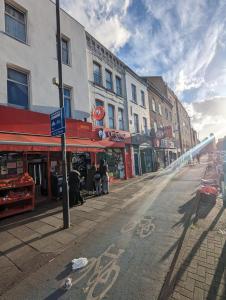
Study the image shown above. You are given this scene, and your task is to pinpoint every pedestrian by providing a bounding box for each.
[94,168,101,196]
[102,169,109,194]
[86,164,96,195]
[68,167,84,207]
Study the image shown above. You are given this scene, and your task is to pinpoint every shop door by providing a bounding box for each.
[141,151,146,174]
[125,147,133,178]
[134,153,140,176]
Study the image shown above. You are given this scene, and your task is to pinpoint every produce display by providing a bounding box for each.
[0,173,34,189]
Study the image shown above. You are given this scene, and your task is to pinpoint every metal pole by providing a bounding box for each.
[56,0,70,229]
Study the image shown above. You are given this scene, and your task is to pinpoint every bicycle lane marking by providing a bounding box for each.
[120,216,155,239]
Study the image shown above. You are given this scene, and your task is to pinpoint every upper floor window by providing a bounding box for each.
[95,99,104,126]
[143,117,148,134]
[169,111,172,121]
[131,84,137,103]
[165,108,168,119]
[61,37,70,65]
[152,98,156,112]
[5,2,26,43]
[93,62,102,85]
[159,103,162,115]
[118,108,124,130]
[7,67,29,108]
[108,104,115,129]
[154,121,158,133]
[116,76,122,96]
[106,69,113,91]
[63,87,72,118]
[134,113,139,133]
[141,90,145,107]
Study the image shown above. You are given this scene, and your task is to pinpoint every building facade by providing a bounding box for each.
[0,0,90,120]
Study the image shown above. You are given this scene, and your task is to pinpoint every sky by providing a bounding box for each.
[61,0,226,140]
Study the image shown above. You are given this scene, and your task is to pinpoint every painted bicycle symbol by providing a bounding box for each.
[121,216,155,239]
[73,244,124,300]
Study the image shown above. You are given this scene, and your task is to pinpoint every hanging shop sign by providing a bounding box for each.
[98,128,106,140]
[97,129,126,142]
[92,106,105,121]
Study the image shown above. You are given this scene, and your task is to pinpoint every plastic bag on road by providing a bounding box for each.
[72,257,88,270]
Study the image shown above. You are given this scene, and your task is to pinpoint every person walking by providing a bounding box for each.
[102,169,109,194]
[68,168,84,207]
[94,168,101,196]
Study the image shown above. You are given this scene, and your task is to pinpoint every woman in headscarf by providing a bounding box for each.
[68,167,84,207]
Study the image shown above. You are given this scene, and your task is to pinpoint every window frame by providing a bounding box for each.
[115,75,122,96]
[143,117,148,135]
[61,36,71,66]
[152,98,156,112]
[134,113,139,133]
[7,66,29,109]
[154,121,158,133]
[108,104,115,129]
[93,62,102,86]
[118,108,124,130]
[131,84,137,103]
[105,69,113,91]
[5,2,27,44]
[141,90,145,107]
[63,86,72,119]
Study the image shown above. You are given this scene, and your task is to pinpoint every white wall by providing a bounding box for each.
[86,48,128,130]
[0,0,90,120]
[125,71,150,135]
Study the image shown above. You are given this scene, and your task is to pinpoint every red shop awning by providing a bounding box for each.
[0,132,105,152]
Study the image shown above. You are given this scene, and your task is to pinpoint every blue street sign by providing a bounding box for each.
[50,108,65,136]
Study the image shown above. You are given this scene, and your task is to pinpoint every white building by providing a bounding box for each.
[0,0,90,120]
[86,32,129,131]
[125,68,152,176]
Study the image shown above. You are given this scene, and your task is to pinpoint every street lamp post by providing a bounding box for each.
[56,0,70,229]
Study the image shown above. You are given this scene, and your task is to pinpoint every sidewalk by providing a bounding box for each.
[0,172,157,296]
[170,194,226,300]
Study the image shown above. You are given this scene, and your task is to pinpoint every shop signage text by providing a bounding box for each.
[98,129,126,142]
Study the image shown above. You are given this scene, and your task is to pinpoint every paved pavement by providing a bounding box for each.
[0,162,205,300]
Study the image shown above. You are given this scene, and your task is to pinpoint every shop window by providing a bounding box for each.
[93,62,102,85]
[108,104,115,129]
[118,108,124,130]
[106,69,113,91]
[0,152,23,179]
[61,37,70,65]
[7,67,29,108]
[5,2,27,43]
[141,90,145,107]
[134,113,139,133]
[63,87,72,118]
[131,84,137,103]
[143,117,148,135]
[116,76,122,96]
[95,100,104,126]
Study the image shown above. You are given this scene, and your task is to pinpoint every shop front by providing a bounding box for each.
[0,105,105,219]
[94,127,133,180]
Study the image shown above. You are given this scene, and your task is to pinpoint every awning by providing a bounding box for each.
[0,132,105,152]
[98,139,125,148]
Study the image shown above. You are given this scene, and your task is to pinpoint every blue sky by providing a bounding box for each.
[62,0,226,139]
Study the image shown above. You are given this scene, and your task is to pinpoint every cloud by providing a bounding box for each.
[61,0,131,52]
[183,97,226,140]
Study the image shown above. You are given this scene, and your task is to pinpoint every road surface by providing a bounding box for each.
[2,163,205,300]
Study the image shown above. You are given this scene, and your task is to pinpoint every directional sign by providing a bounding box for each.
[50,108,65,136]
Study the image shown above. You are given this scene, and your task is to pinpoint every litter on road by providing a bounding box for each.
[64,277,72,290]
[72,257,88,270]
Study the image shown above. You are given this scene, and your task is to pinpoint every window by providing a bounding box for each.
[95,100,104,126]
[93,62,102,85]
[154,122,158,133]
[134,114,139,133]
[159,103,162,115]
[5,2,26,42]
[131,84,137,102]
[118,108,124,130]
[169,111,172,121]
[141,90,145,107]
[152,98,156,111]
[116,76,122,96]
[61,37,70,65]
[143,117,148,134]
[7,67,29,108]
[106,69,113,91]
[63,87,71,118]
[165,108,168,119]
[108,104,115,129]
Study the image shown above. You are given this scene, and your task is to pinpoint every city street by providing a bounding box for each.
[1,162,206,300]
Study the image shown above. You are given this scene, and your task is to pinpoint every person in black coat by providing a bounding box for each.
[68,169,84,207]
